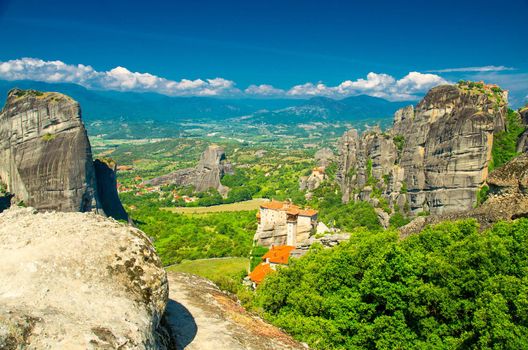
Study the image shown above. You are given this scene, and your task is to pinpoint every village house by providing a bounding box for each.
[254,200,318,247]
[248,245,296,288]
[248,200,318,286]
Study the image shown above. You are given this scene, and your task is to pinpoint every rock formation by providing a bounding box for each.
[517,106,528,153]
[336,83,509,216]
[146,145,233,196]
[400,153,528,237]
[299,167,326,192]
[0,89,128,220]
[299,148,335,193]
[94,158,129,221]
[314,147,335,167]
[0,206,171,349]
[0,89,98,212]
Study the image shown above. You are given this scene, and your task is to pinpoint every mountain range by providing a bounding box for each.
[0,80,409,125]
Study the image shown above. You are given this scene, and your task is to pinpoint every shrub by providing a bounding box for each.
[476,184,490,207]
[41,133,56,142]
[491,109,525,170]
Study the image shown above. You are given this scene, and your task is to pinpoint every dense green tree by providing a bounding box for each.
[254,219,528,349]
[491,109,525,170]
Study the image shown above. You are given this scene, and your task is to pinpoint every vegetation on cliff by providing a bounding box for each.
[254,218,528,349]
[491,109,525,170]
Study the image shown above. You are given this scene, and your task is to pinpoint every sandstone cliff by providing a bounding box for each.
[146,145,233,196]
[0,206,171,349]
[517,106,528,152]
[0,89,128,220]
[336,83,509,216]
[0,89,98,212]
[94,158,129,222]
[400,153,528,237]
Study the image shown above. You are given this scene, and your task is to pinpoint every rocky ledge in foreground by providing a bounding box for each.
[0,207,171,349]
[165,272,307,350]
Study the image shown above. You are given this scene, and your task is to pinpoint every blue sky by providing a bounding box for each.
[0,0,527,104]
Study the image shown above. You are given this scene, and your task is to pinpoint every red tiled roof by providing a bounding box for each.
[260,200,318,217]
[248,263,273,284]
[260,200,287,210]
[262,245,295,265]
[299,209,318,217]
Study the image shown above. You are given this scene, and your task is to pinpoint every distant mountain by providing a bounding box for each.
[0,80,411,124]
[238,95,410,124]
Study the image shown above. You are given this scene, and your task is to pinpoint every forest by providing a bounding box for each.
[252,218,528,349]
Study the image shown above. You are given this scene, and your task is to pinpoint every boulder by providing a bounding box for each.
[0,206,171,349]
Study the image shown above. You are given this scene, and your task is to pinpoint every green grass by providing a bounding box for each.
[161,198,269,214]
[167,257,249,291]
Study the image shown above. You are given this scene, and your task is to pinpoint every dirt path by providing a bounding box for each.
[164,272,307,350]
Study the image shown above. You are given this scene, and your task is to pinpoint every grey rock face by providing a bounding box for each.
[400,154,528,238]
[0,89,128,220]
[314,147,335,167]
[147,145,233,196]
[94,159,129,222]
[0,89,99,212]
[336,84,508,215]
[517,107,528,153]
[0,207,170,349]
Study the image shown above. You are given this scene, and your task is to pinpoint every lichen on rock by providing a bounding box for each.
[0,206,170,349]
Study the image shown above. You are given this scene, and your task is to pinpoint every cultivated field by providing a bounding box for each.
[166,257,249,280]
[162,198,269,214]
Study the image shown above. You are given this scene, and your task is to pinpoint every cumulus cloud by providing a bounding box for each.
[0,58,240,96]
[245,84,286,97]
[283,72,448,100]
[0,57,450,100]
[426,65,515,73]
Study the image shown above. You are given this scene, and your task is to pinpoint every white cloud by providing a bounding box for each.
[245,84,286,97]
[283,71,448,101]
[0,58,240,97]
[427,65,515,73]
[0,57,450,100]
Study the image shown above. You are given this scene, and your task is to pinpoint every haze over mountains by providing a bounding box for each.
[0,80,408,125]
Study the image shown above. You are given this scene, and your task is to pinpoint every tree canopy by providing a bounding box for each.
[254,219,528,349]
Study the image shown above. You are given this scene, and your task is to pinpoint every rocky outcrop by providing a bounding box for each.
[0,89,127,220]
[0,89,99,212]
[94,158,129,222]
[400,153,528,237]
[0,206,171,349]
[146,145,233,196]
[314,147,334,167]
[336,83,509,216]
[165,272,306,350]
[299,168,326,192]
[517,106,528,153]
[299,148,335,193]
